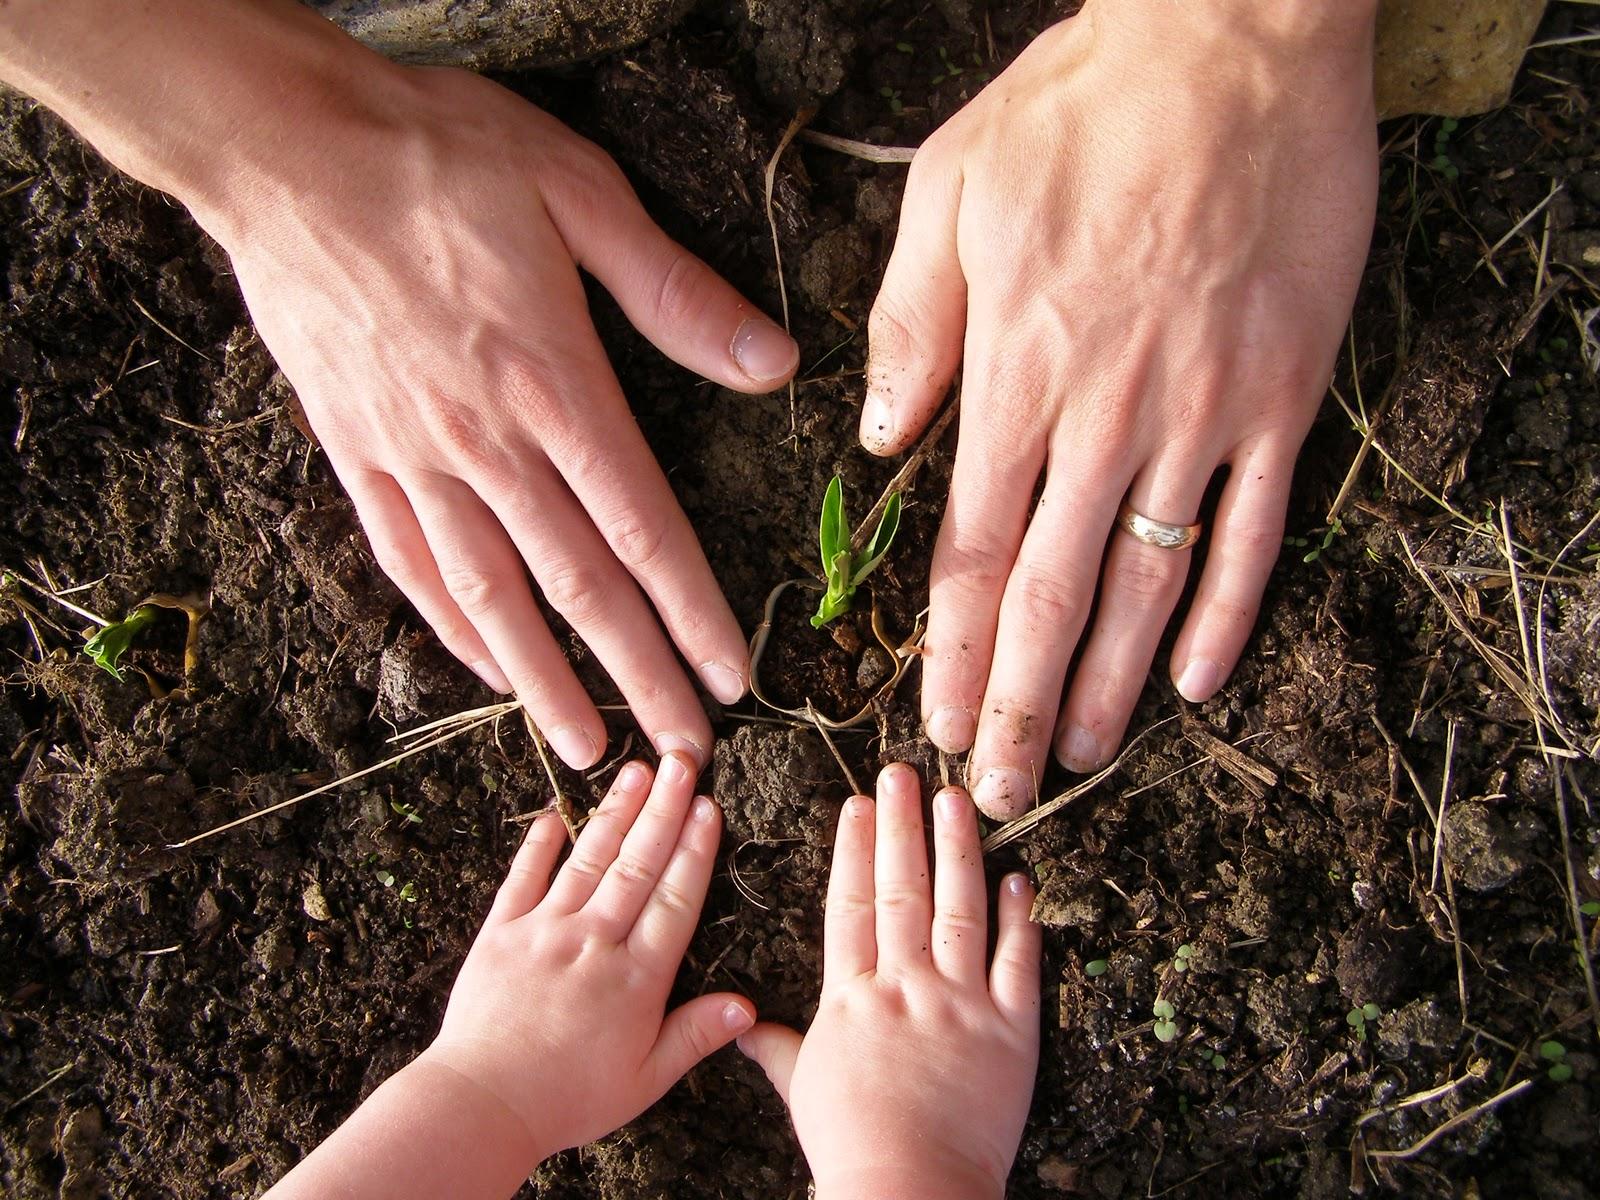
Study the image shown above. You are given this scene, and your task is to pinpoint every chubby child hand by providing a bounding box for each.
[421,751,755,1157]
[737,764,1042,1199]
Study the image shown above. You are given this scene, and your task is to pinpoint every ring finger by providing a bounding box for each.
[1054,451,1218,771]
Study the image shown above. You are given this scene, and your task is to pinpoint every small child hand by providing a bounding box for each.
[737,764,1042,1199]
[419,751,754,1161]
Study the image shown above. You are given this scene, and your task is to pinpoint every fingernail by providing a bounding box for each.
[547,724,600,768]
[692,795,718,823]
[877,761,918,797]
[926,705,976,752]
[1006,873,1031,896]
[722,1001,754,1032]
[1058,726,1105,774]
[936,788,967,824]
[655,734,707,768]
[615,761,650,791]
[860,391,896,452]
[844,795,872,819]
[731,318,799,383]
[698,660,747,705]
[973,768,1031,820]
[1176,658,1226,703]
[469,659,512,694]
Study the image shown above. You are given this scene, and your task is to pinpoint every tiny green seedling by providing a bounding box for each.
[1153,998,1178,1043]
[1346,1002,1382,1043]
[375,869,397,888]
[1580,901,1600,918]
[1173,943,1196,973]
[1541,1040,1573,1083]
[1209,1051,1226,1070]
[811,475,902,629]
[83,605,159,681]
[1085,958,1108,978]
[390,799,423,826]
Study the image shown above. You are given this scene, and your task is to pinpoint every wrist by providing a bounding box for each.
[1084,0,1376,105]
[0,0,405,234]
[812,1156,1003,1200]
[408,1044,553,1166]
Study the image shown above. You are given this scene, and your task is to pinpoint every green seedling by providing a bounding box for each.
[1580,901,1600,918]
[1209,1051,1227,1070]
[83,605,159,681]
[811,475,902,629]
[1173,943,1196,973]
[390,799,423,826]
[1085,958,1109,978]
[398,880,418,904]
[1153,998,1178,1043]
[1346,1001,1382,1042]
[878,85,904,115]
[1541,1040,1573,1083]
[375,869,397,888]
[1431,116,1460,181]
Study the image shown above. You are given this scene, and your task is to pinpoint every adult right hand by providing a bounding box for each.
[1,0,800,769]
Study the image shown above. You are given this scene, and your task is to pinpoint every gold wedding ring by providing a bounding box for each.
[1116,501,1202,551]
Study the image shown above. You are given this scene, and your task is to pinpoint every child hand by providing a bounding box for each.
[737,764,1042,1199]
[419,751,755,1161]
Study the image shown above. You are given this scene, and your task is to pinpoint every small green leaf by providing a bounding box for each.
[1210,1053,1226,1069]
[1153,1019,1178,1043]
[818,475,847,573]
[1548,1062,1574,1083]
[1581,901,1600,918]
[1085,959,1108,978]
[1540,1040,1567,1062]
[83,605,160,681]
[398,881,418,903]
[1176,943,1194,958]
[375,870,396,888]
[851,492,902,586]
[1153,999,1175,1021]
[1362,1003,1381,1021]
[1346,1008,1364,1027]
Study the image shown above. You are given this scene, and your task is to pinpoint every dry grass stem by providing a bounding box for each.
[798,129,917,163]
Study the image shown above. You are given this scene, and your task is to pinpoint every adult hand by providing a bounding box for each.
[1,0,799,772]
[423,752,754,1158]
[215,52,798,769]
[738,765,1041,1199]
[863,1,1379,817]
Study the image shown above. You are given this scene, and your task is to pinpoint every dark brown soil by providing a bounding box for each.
[3,3,1599,1198]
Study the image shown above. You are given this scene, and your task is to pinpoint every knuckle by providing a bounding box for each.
[1108,548,1182,605]
[605,509,669,572]
[541,560,607,625]
[563,852,607,885]
[677,1014,716,1061]
[609,855,657,892]
[937,535,1012,603]
[825,893,874,921]
[650,878,697,919]
[650,247,712,331]
[874,884,928,916]
[935,905,984,936]
[438,561,506,617]
[1012,568,1081,629]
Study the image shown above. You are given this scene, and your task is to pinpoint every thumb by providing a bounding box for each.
[646,993,757,1094]
[734,1021,803,1105]
[556,173,799,394]
[861,145,966,455]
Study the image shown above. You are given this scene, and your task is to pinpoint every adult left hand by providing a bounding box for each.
[862,1,1380,817]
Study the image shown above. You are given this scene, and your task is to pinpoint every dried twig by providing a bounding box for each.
[982,717,1176,853]
[798,129,918,163]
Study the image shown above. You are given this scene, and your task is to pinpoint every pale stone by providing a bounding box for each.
[1375,0,1548,119]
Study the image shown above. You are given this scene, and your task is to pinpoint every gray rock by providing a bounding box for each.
[1443,801,1533,893]
[308,0,694,71]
